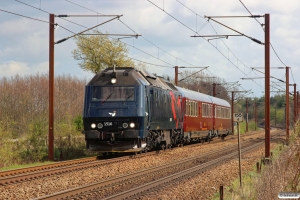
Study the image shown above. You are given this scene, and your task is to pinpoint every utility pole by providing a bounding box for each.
[297,91,300,120]
[264,14,270,159]
[255,102,257,130]
[294,84,297,123]
[286,67,289,141]
[49,14,55,161]
[275,108,277,128]
[231,92,234,135]
[246,98,248,132]
[175,66,178,86]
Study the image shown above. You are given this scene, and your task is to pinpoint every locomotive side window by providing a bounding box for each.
[92,86,135,102]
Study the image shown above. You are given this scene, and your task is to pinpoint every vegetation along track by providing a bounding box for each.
[0,129,276,186]
[33,130,284,200]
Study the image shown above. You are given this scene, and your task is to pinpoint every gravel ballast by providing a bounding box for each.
[0,131,278,199]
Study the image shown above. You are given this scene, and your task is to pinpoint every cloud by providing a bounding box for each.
[0,61,48,77]
[1,0,300,98]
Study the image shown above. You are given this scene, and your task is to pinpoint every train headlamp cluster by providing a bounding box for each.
[97,123,103,129]
[129,122,135,128]
[122,122,128,128]
[90,122,135,129]
[111,78,117,84]
[111,71,117,84]
[91,123,96,129]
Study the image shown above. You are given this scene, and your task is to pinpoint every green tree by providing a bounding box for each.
[72,32,135,74]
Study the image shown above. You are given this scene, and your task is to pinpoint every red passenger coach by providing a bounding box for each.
[176,87,231,141]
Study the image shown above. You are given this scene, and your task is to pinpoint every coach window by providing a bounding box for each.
[193,102,196,116]
[185,100,188,116]
[222,107,225,118]
[207,104,209,117]
[215,107,217,118]
[192,101,194,116]
[227,108,231,119]
[202,103,206,117]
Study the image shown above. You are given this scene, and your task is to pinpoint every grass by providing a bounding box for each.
[0,161,55,171]
[234,120,256,135]
[211,143,285,200]
[211,121,300,200]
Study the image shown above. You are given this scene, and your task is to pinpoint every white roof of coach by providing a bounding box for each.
[176,86,230,107]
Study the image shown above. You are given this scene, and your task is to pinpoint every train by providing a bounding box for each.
[82,67,232,153]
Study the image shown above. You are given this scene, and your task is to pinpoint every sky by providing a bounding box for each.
[1,0,300,98]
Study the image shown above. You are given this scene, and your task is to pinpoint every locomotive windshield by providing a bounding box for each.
[92,86,135,102]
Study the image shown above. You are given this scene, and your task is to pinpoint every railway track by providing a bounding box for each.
[0,129,274,186]
[33,130,285,200]
[0,157,97,178]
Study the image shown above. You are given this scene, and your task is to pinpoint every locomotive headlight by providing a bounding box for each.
[111,78,117,84]
[129,122,135,128]
[91,123,96,129]
[122,122,128,128]
[97,123,103,129]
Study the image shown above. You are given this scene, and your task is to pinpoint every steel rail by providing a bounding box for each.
[34,137,270,200]
[0,157,97,177]
[103,142,265,200]
[0,129,272,186]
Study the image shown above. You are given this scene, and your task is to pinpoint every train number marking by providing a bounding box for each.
[104,122,113,126]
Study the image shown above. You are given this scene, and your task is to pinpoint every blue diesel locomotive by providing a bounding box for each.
[83,67,183,152]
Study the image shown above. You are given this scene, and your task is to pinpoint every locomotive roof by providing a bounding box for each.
[87,67,178,92]
[87,67,150,86]
[176,86,231,107]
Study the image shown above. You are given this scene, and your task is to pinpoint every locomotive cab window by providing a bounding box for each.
[92,86,135,102]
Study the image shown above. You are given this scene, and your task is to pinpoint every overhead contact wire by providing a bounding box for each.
[13,0,172,68]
